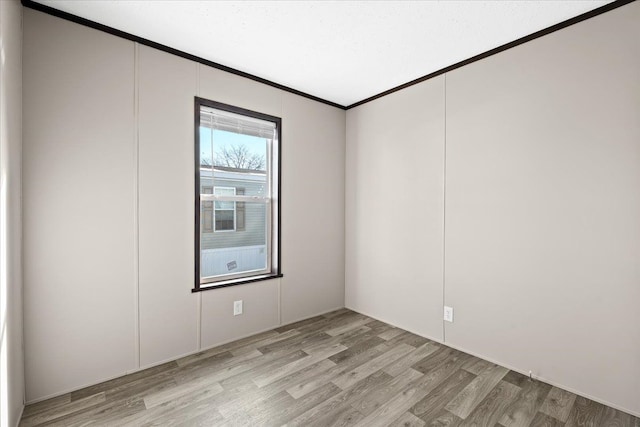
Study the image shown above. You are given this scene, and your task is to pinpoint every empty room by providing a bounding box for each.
[1,0,638,425]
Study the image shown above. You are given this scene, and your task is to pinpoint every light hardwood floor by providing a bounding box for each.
[20,309,639,426]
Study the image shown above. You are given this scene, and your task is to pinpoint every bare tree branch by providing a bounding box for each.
[214,145,265,170]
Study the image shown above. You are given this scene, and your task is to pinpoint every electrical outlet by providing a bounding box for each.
[233,300,243,316]
[444,306,454,322]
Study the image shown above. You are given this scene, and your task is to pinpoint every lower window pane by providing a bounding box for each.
[215,210,234,231]
[201,202,267,280]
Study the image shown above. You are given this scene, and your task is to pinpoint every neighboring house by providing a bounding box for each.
[199,165,267,276]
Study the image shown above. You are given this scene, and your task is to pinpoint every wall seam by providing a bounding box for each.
[196,63,202,351]
[278,279,282,326]
[19,3,26,410]
[1,0,7,421]
[278,94,283,326]
[133,41,141,369]
[442,73,447,343]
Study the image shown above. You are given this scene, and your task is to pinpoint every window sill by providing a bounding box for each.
[192,273,283,292]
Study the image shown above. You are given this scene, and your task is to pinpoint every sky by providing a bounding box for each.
[199,127,267,166]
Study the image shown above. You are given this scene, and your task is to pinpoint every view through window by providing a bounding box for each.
[195,99,281,289]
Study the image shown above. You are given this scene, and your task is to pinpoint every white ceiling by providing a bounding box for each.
[36,0,612,107]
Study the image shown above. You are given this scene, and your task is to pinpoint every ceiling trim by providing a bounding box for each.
[346,0,635,109]
[21,0,347,110]
[22,0,635,111]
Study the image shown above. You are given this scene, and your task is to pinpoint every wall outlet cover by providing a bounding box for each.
[444,306,454,322]
[233,300,243,316]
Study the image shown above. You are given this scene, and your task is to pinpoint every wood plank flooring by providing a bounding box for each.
[20,309,639,427]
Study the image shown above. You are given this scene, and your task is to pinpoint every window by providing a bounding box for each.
[201,186,246,233]
[194,98,281,290]
[202,186,213,232]
[213,186,236,231]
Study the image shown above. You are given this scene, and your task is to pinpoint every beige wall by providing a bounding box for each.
[23,9,137,403]
[345,77,445,340]
[346,1,640,417]
[0,1,24,425]
[137,45,198,367]
[280,92,346,324]
[23,10,345,402]
[444,2,640,415]
[21,0,639,417]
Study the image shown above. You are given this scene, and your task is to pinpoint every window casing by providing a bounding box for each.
[194,98,281,290]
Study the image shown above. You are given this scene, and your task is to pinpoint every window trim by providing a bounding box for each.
[193,97,282,292]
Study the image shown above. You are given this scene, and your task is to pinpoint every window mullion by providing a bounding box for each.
[202,194,269,203]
